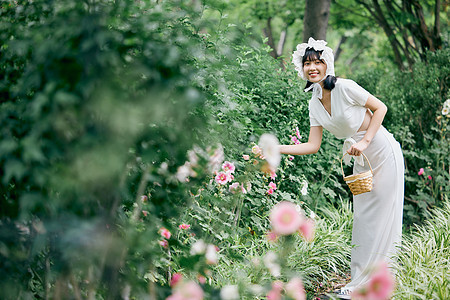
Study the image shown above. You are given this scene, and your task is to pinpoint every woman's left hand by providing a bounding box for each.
[347,140,369,156]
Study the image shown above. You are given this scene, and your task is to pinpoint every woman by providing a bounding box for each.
[279,38,404,298]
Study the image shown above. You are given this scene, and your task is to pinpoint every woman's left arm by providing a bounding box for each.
[347,95,387,156]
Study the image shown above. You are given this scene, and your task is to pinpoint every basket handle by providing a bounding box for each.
[340,152,373,178]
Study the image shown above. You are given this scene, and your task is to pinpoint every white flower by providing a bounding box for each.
[205,244,218,264]
[208,144,224,173]
[190,240,206,255]
[176,162,196,182]
[442,106,449,116]
[300,180,308,196]
[258,133,281,169]
[444,99,450,108]
[220,285,239,300]
[263,251,281,277]
[249,284,264,296]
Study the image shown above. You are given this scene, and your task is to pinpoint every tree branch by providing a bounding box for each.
[263,17,278,59]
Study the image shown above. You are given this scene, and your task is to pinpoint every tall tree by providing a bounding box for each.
[335,0,445,69]
[303,0,332,42]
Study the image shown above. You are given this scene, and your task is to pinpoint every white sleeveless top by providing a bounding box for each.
[309,78,370,139]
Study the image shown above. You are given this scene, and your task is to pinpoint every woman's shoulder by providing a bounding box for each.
[334,78,358,89]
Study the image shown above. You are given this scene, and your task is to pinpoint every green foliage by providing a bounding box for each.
[393,197,450,299]
[0,0,216,298]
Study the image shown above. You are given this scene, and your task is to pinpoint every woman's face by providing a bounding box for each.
[303,58,327,83]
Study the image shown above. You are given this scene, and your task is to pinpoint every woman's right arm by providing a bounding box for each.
[279,126,323,155]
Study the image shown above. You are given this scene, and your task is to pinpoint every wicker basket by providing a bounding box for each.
[340,153,373,196]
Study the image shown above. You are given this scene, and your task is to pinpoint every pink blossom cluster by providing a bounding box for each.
[417,167,432,180]
[167,273,204,300]
[267,277,306,300]
[267,181,277,195]
[179,223,190,230]
[269,201,315,241]
[176,144,225,182]
[289,126,302,145]
[351,261,395,300]
[215,161,235,185]
[214,160,250,195]
[158,227,171,248]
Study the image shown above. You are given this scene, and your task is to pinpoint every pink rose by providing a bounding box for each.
[179,224,190,230]
[159,227,171,239]
[428,175,432,180]
[141,195,148,202]
[222,161,236,173]
[243,154,250,160]
[418,168,425,175]
[267,188,274,195]
[197,275,206,284]
[270,201,304,236]
[159,240,169,248]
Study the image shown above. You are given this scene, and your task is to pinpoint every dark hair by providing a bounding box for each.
[302,47,337,91]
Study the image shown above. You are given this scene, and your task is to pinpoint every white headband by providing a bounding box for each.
[292,37,335,81]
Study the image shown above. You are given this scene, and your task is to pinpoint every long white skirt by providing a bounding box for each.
[345,126,404,290]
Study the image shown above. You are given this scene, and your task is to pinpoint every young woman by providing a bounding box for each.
[279,38,404,298]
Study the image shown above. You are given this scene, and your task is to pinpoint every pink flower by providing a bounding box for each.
[288,155,294,161]
[270,170,277,180]
[141,195,148,202]
[286,277,306,300]
[352,261,395,300]
[222,161,236,173]
[418,168,425,175]
[205,244,218,264]
[179,224,190,230]
[267,281,283,300]
[243,154,250,160]
[215,171,231,185]
[270,201,304,236]
[291,136,300,145]
[197,275,206,284]
[266,231,278,242]
[428,175,432,180]
[159,227,171,239]
[142,210,149,217]
[167,281,204,300]
[298,219,315,241]
[269,182,277,190]
[229,182,240,194]
[267,188,274,195]
[170,273,183,287]
[159,240,169,248]
[295,127,301,140]
[241,184,247,194]
[252,145,262,155]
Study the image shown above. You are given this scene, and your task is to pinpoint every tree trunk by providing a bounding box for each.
[263,17,278,59]
[303,0,331,42]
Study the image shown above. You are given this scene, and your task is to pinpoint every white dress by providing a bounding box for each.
[309,78,404,290]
